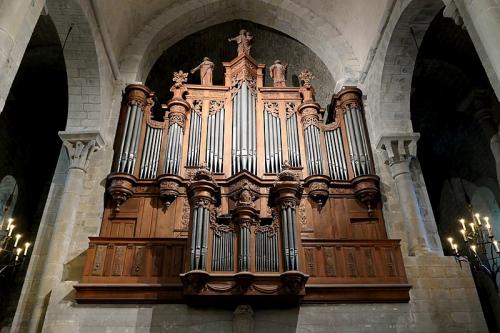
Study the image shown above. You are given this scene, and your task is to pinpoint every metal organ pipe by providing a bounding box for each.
[287,113,301,168]
[344,103,372,177]
[232,82,256,174]
[206,103,225,172]
[118,103,144,174]
[187,109,202,167]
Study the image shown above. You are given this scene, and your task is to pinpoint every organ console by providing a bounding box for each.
[75,33,410,304]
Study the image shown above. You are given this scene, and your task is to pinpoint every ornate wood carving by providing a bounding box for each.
[76,32,409,305]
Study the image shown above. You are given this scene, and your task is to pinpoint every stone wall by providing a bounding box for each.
[37,255,486,332]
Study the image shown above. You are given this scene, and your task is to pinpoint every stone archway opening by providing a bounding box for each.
[410,8,500,333]
[0,12,67,329]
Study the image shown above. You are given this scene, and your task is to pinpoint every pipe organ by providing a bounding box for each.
[76,35,410,304]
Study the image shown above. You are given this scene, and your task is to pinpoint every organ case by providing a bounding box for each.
[75,46,410,304]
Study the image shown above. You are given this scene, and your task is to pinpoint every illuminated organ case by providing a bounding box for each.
[75,44,410,304]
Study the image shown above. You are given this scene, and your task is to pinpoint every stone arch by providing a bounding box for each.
[45,0,102,132]
[119,0,360,86]
[375,0,445,138]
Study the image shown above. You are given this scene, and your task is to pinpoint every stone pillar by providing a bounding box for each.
[444,0,500,97]
[377,134,430,255]
[27,130,104,332]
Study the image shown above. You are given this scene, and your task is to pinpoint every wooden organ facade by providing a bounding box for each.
[75,42,411,304]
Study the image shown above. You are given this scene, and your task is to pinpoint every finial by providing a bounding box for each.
[172,70,188,87]
[299,69,315,87]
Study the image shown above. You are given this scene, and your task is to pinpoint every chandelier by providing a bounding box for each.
[0,208,31,277]
[447,209,499,291]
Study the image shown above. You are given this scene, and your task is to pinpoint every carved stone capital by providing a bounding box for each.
[59,130,105,172]
[376,133,419,167]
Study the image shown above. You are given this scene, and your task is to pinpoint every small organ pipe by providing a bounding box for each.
[118,105,132,171]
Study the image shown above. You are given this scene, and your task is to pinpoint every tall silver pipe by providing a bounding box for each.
[348,108,362,176]
[271,114,277,172]
[305,127,314,174]
[190,207,199,269]
[276,116,283,173]
[281,208,290,271]
[206,115,213,170]
[171,125,179,174]
[119,104,137,172]
[232,92,238,174]
[214,112,220,171]
[313,126,323,174]
[356,107,372,173]
[140,127,151,178]
[293,115,301,166]
[350,106,366,174]
[290,208,298,269]
[148,128,158,177]
[241,84,248,170]
[325,131,334,178]
[218,108,225,172]
[264,112,270,172]
[195,114,201,165]
[165,124,175,173]
[334,129,347,179]
[118,105,132,171]
[251,95,257,173]
[344,111,358,176]
[328,131,339,179]
[127,106,142,173]
[201,208,209,269]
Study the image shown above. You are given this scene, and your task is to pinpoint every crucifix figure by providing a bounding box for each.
[190,57,215,86]
[228,29,253,56]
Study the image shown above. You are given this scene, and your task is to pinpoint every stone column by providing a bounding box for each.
[27,130,104,332]
[444,0,500,97]
[377,134,430,255]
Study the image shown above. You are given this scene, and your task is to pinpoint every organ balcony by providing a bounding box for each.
[74,45,410,305]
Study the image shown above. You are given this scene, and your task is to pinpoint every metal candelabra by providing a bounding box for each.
[447,206,499,291]
[0,218,31,278]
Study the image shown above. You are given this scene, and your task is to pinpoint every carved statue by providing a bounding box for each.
[190,57,215,86]
[228,29,253,56]
[269,60,287,87]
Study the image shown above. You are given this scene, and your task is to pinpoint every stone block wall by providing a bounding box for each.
[37,254,487,332]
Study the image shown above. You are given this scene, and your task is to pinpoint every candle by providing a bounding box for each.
[7,218,13,230]
[15,247,22,261]
[474,213,481,225]
[494,240,500,253]
[470,245,477,254]
[459,219,466,230]
[8,224,15,237]
[14,234,21,247]
[486,221,493,237]
[460,229,467,241]
[24,242,31,256]
[453,243,459,254]
[447,237,454,248]
[469,223,475,233]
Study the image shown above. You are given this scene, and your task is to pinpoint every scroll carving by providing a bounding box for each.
[285,102,296,119]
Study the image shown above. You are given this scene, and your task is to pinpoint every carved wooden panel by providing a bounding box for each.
[92,245,107,276]
[111,246,126,276]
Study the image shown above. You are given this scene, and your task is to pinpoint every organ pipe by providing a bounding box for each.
[232,82,257,175]
[187,101,202,167]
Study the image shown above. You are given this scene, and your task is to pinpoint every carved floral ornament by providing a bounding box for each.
[264,102,279,117]
[209,100,224,115]
[192,100,202,116]
[168,113,185,128]
[285,102,296,118]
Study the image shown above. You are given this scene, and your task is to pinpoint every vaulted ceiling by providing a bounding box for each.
[92,0,391,81]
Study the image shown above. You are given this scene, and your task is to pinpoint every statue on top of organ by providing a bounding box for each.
[75,30,411,305]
